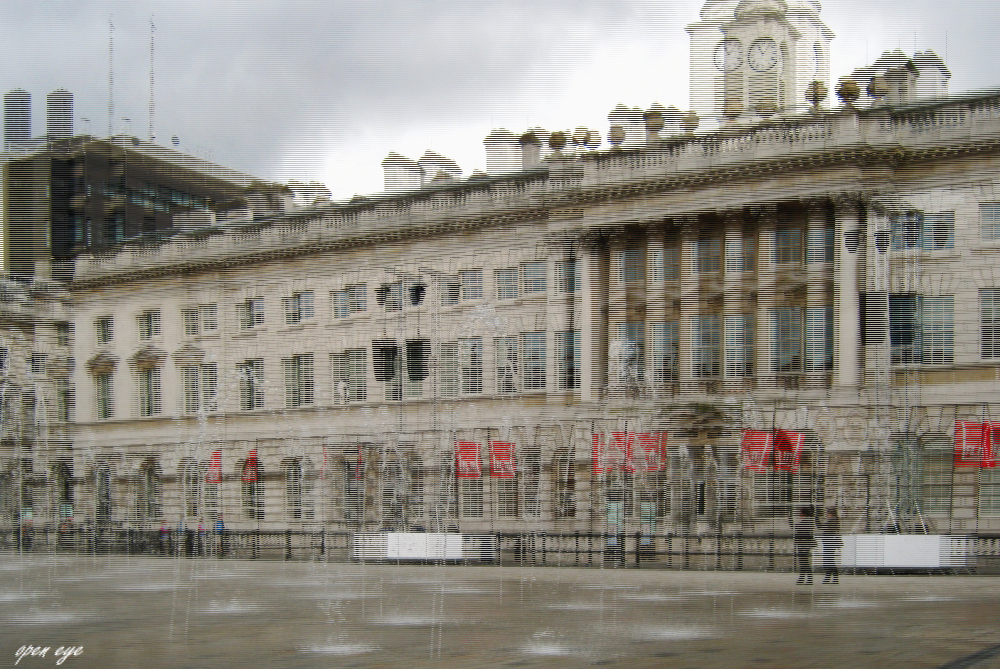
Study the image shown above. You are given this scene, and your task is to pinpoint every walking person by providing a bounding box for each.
[794,505,816,584]
[821,507,843,584]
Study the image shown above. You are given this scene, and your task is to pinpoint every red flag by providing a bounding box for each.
[241,449,259,483]
[773,430,806,473]
[489,441,516,478]
[206,449,222,483]
[741,430,772,472]
[456,441,482,478]
[955,421,999,468]
[628,432,667,473]
[592,432,631,474]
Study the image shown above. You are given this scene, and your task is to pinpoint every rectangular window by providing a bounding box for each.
[693,315,721,377]
[892,212,954,251]
[459,338,483,394]
[697,237,721,273]
[238,359,264,410]
[440,342,459,397]
[96,317,113,345]
[182,308,200,336]
[283,291,315,325]
[283,354,315,407]
[331,349,367,403]
[807,225,835,263]
[521,260,547,293]
[460,478,484,518]
[332,284,367,319]
[724,315,755,378]
[199,304,218,331]
[0,347,8,374]
[724,236,744,274]
[663,239,681,279]
[617,322,645,382]
[30,353,46,375]
[55,322,71,347]
[555,330,580,389]
[495,336,518,394]
[182,363,218,414]
[618,249,645,284]
[981,289,1000,359]
[772,306,803,373]
[137,367,162,417]
[890,294,954,365]
[237,298,264,330]
[774,227,803,264]
[495,268,518,300]
[980,468,1000,517]
[441,279,460,306]
[96,373,113,419]
[56,379,72,422]
[137,310,161,340]
[981,202,1000,241]
[805,307,834,371]
[460,269,483,301]
[556,259,577,293]
[921,296,954,365]
[521,332,546,390]
[651,321,679,382]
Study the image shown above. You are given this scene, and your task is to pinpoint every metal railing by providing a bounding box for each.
[2,526,999,572]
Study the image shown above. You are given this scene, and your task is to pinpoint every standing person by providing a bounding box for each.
[794,505,816,585]
[821,507,842,584]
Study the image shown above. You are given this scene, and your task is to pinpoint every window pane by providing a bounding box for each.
[521,261,547,293]
[521,332,546,389]
[981,289,1000,359]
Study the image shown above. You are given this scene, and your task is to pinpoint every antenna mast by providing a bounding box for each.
[149,17,155,142]
[108,17,114,138]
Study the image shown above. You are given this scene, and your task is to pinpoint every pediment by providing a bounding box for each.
[172,343,206,365]
[86,352,119,375]
[128,346,167,370]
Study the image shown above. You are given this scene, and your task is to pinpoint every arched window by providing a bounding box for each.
[240,450,264,520]
[95,463,112,523]
[201,457,220,522]
[52,460,74,518]
[283,458,303,520]
[521,447,542,519]
[136,459,160,521]
[180,458,201,518]
[552,448,576,519]
[340,452,364,523]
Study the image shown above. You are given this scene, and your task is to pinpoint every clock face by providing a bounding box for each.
[748,37,780,72]
[713,39,743,72]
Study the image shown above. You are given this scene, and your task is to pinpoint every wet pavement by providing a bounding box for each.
[1,552,998,669]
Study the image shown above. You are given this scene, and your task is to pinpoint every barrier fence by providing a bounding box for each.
[2,527,999,572]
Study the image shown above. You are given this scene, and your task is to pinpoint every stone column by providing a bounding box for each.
[833,198,862,388]
[646,226,666,396]
[679,220,699,391]
[722,211,744,389]
[805,201,829,389]
[580,241,608,403]
[755,206,777,389]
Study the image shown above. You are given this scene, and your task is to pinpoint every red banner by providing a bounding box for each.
[592,432,631,474]
[629,432,668,473]
[241,449,259,483]
[955,421,999,468]
[773,430,806,473]
[489,442,516,478]
[206,449,222,483]
[456,441,482,478]
[740,430,773,472]
[592,432,668,474]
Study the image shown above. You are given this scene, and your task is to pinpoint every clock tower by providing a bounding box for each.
[687,0,834,128]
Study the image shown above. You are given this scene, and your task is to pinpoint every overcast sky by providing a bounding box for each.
[1,0,995,200]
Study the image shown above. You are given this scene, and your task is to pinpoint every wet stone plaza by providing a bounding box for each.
[1,553,999,669]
